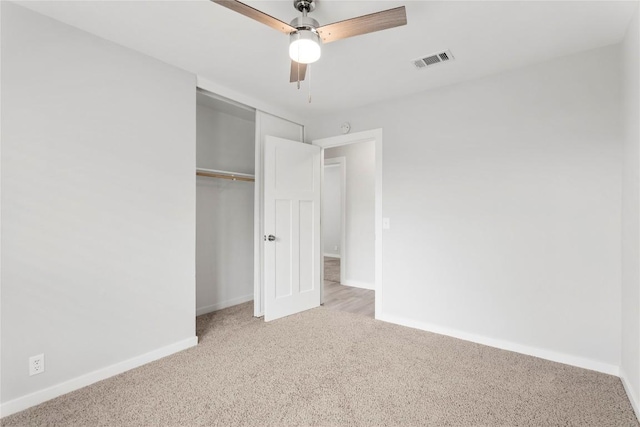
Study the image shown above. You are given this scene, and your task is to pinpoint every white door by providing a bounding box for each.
[263,136,321,321]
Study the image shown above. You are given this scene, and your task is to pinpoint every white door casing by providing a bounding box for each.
[263,136,321,321]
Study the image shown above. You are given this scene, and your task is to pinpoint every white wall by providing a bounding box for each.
[621,4,640,416]
[196,103,254,315]
[197,104,255,174]
[325,142,375,289]
[1,2,196,412]
[308,44,623,373]
[323,164,342,257]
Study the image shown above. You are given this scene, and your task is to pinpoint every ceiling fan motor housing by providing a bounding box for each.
[290,16,320,32]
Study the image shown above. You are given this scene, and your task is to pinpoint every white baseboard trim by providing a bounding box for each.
[342,280,374,290]
[323,253,341,259]
[196,294,254,316]
[621,368,640,421]
[377,312,619,376]
[0,336,198,418]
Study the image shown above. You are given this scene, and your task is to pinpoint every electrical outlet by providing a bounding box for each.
[333,245,338,251]
[29,354,45,376]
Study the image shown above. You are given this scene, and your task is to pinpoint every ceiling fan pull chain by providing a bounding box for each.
[308,64,312,103]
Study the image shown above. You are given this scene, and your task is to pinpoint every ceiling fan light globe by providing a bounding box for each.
[289,30,321,64]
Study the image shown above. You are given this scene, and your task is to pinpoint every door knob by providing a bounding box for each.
[266,235,276,241]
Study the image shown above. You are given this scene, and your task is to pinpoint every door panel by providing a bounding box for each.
[264,136,321,321]
[274,200,293,298]
[299,200,314,293]
[254,111,304,317]
[275,146,315,192]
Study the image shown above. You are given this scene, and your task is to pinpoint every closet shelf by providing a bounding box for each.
[196,168,255,182]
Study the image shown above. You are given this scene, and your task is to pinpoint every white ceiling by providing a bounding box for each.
[16,1,638,121]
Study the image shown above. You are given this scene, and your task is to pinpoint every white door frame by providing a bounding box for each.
[313,129,383,319]
[322,158,346,285]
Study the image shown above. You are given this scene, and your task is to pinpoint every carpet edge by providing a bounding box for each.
[197,294,254,316]
[378,312,620,376]
[0,336,198,418]
[621,368,640,422]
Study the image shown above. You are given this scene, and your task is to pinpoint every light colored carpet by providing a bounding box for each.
[324,257,340,283]
[3,302,638,426]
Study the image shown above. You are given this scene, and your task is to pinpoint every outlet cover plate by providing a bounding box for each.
[29,354,45,376]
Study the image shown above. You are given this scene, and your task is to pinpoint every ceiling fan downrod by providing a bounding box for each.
[290,0,319,33]
[294,0,315,14]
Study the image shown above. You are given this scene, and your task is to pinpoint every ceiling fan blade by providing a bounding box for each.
[316,6,407,44]
[211,0,296,34]
[289,61,308,83]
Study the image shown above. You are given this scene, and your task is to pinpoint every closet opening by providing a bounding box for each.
[195,89,256,320]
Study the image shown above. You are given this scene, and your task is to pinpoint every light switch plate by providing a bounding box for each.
[383,218,390,229]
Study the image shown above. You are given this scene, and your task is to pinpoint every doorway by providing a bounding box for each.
[322,158,345,280]
[257,128,383,321]
[316,129,382,319]
[195,90,256,317]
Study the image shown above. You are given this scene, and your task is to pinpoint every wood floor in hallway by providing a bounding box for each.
[323,257,374,317]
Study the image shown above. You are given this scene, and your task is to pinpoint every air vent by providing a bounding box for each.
[412,50,455,70]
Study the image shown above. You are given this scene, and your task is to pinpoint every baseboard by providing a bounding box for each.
[621,368,640,421]
[196,294,254,316]
[342,280,374,290]
[0,336,198,418]
[377,312,619,376]
[323,253,341,259]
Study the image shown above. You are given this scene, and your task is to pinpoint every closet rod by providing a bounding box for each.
[196,168,255,182]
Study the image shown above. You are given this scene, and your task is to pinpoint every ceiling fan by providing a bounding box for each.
[211,0,407,84]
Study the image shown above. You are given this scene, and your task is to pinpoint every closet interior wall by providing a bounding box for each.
[196,91,256,315]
